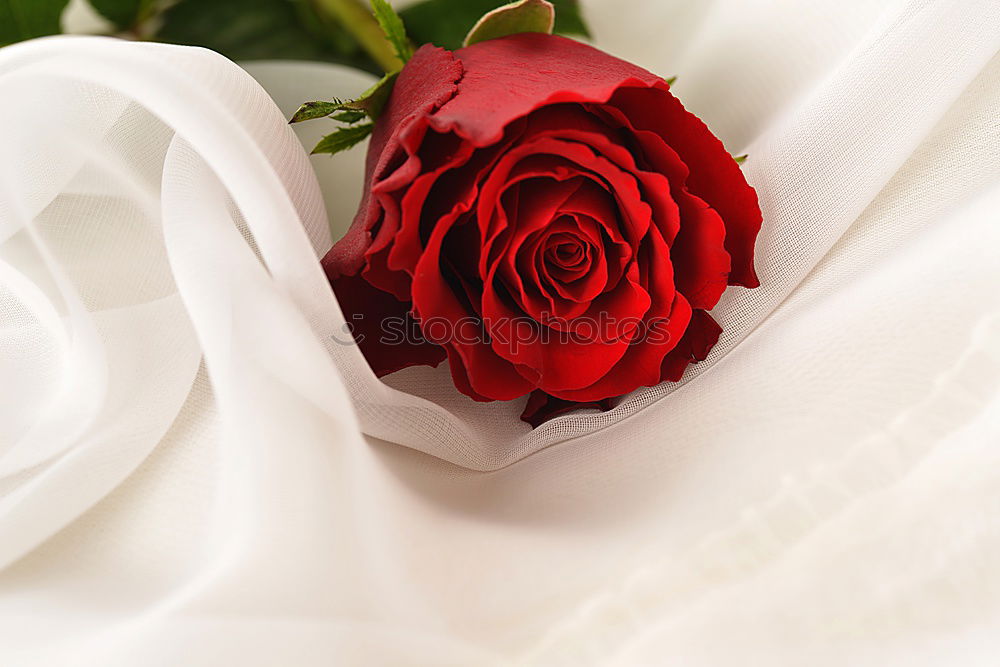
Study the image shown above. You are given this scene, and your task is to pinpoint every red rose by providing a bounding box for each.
[323,33,762,424]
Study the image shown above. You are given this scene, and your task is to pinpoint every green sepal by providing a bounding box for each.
[734,154,748,165]
[400,0,589,50]
[463,0,554,47]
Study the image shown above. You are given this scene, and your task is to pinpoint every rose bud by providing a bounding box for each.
[322,32,762,425]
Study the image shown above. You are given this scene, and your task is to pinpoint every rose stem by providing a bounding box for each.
[312,0,404,73]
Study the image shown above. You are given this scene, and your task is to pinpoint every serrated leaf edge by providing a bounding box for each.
[370,0,413,64]
[311,122,375,156]
[290,71,398,127]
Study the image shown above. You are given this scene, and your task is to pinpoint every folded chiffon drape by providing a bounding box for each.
[1,0,999,664]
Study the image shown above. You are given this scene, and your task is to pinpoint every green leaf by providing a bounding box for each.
[370,0,412,64]
[665,75,677,86]
[88,0,153,30]
[157,0,380,73]
[338,71,398,117]
[400,0,588,51]
[290,71,397,125]
[290,100,350,124]
[463,0,553,47]
[332,110,368,123]
[312,122,375,155]
[734,154,748,165]
[0,0,69,45]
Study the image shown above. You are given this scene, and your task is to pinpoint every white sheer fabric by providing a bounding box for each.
[0,0,999,663]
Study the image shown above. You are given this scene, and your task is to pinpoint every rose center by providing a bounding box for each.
[545,233,588,272]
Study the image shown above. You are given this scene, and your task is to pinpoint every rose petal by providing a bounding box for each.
[411,201,536,401]
[533,218,606,304]
[374,134,475,288]
[660,309,723,382]
[322,44,463,282]
[495,177,584,320]
[592,103,732,309]
[519,105,682,246]
[548,225,689,402]
[557,182,632,286]
[478,139,654,269]
[607,87,762,287]
[520,390,616,428]
[432,33,664,147]
[482,262,651,392]
[329,272,446,376]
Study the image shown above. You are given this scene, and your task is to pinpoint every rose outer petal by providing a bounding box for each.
[607,87,762,287]
[329,272,446,376]
[322,44,463,282]
[659,309,723,382]
[594,103,731,310]
[431,33,665,147]
[520,390,616,428]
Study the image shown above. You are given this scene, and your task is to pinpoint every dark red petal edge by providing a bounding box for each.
[330,272,447,377]
[659,309,723,382]
[520,390,616,428]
